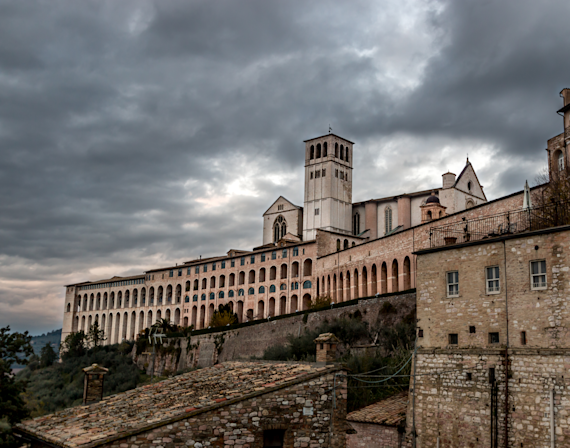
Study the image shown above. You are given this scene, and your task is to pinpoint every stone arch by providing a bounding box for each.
[166,285,172,304]
[346,271,351,301]
[371,264,377,295]
[403,256,411,290]
[219,275,226,288]
[138,311,144,333]
[183,317,188,327]
[354,268,360,299]
[268,297,275,317]
[237,301,244,323]
[303,259,312,276]
[141,288,146,306]
[191,307,197,327]
[362,266,368,297]
[291,294,298,313]
[199,305,206,329]
[316,143,321,158]
[239,271,245,285]
[310,145,315,159]
[392,259,399,293]
[323,141,328,157]
[103,292,108,309]
[208,304,215,325]
[210,276,216,288]
[157,286,163,304]
[270,266,277,280]
[174,308,181,325]
[147,310,153,328]
[248,270,255,284]
[229,273,235,287]
[339,272,344,302]
[175,284,181,303]
[280,263,288,279]
[381,262,388,294]
[344,239,349,250]
[279,296,287,315]
[259,268,266,282]
[129,311,136,340]
[106,314,112,343]
[302,294,312,311]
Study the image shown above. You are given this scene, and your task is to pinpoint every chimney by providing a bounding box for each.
[83,363,109,405]
[442,172,456,189]
[314,333,340,364]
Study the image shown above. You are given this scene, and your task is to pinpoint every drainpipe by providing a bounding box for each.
[551,388,555,448]
[503,241,510,448]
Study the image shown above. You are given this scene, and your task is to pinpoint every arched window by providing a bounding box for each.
[340,145,344,160]
[345,148,349,163]
[467,181,472,191]
[238,289,244,296]
[228,290,234,298]
[270,285,276,293]
[344,239,349,250]
[201,294,206,301]
[66,303,71,312]
[466,199,475,209]
[259,286,265,293]
[316,143,321,158]
[219,291,224,299]
[353,212,360,235]
[337,239,341,251]
[185,295,189,303]
[427,210,432,220]
[303,280,312,289]
[323,142,328,157]
[274,215,287,242]
[193,295,198,302]
[385,207,393,234]
[558,150,565,171]
[280,284,287,290]
[310,145,315,159]
[209,292,215,300]
[335,143,339,158]
[248,287,254,295]
[352,242,355,247]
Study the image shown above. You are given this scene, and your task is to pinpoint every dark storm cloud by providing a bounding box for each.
[0,0,568,333]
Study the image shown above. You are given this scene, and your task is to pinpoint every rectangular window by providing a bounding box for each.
[418,329,424,338]
[293,247,298,256]
[489,332,500,344]
[448,333,458,345]
[322,169,326,177]
[489,367,495,383]
[447,271,459,297]
[282,249,287,258]
[469,326,476,334]
[486,266,500,294]
[272,251,276,260]
[221,261,226,268]
[187,268,191,275]
[169,270,173,278]
[340,171,344,180]
[231,260,235,267]
[251,255,255,264]
[195,267,199,274]
[178,269,182,277]
[203,265,207,272]
[261,254,266,262]
[212,262,216,271]
[530,260,547,289]
[466,372,472,381]
[241,257,245,266]
[310,172,314,179]
[521,331,527,345]
[335,169,338,178]
[315,208,319,215]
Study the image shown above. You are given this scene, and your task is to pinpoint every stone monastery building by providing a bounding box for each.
[61,131,486,345]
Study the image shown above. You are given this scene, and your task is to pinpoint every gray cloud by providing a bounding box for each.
[0,0,568,334]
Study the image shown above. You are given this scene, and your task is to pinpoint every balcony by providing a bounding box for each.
[429,201,570,248]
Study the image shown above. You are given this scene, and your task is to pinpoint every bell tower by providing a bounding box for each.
[303,133,353,240]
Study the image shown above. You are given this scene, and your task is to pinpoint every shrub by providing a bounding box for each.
[379,301,396,314]
[310,295,332,310]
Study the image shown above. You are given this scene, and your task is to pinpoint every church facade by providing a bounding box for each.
[62,109,495,346]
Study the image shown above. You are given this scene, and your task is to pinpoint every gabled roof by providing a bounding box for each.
[263,195,301,216]
[454,159,487,201]
[346,391,408,427]
[16,361,340,448]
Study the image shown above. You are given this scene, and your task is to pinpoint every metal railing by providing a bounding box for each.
[429,201,570,248]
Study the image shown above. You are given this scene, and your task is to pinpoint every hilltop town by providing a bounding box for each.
[6,89,570,448]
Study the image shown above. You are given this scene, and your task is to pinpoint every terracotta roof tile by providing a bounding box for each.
[346,391,408,427]
[16,361,338,448]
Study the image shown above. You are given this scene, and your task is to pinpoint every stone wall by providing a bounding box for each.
[89,371,348,448]
[405,350,570,447]
[346,422,401,448]
[134,291,416,375]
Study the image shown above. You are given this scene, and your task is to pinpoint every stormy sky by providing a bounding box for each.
[1,0,569,334]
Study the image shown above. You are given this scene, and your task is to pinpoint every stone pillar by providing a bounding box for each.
[365,201,378,239]
[397,196,411,229]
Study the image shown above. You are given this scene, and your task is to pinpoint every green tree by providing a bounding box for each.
[39,343,57,368]
[151,318,176,334]
[0,326,33,448]
[87,322,106,348]
[59,331,87,360]
[209,304,238,328]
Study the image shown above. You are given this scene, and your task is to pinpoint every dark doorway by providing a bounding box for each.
[263,429,285,447]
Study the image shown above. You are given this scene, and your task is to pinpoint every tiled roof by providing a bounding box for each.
[16,361,338,448]
[346,391,408,427]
